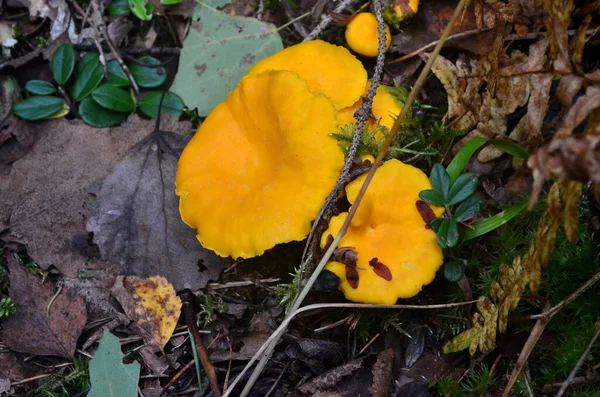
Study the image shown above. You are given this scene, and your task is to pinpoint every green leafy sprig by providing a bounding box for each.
[419,163,481,248]
[13,44,184,127]
[420,137,532,249]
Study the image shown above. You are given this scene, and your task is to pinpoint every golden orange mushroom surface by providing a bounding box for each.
[320,159,444,304]
[176,70,344,259]
[246,40,367,110]
[338,84,403,131]
[345,13,392,57]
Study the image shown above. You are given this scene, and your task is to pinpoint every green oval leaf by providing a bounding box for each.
[430,218,444,233]
[444,262,464,283]
[73,61,104,102]
[447,173,478,206]
[107,60,130,87]
[436,218,458,248]
[109,0,130,15]
[79,97,127,128]
[92,84,135,113]
[139,92,184,118]
[418,189,446,206]
[51,44,75,85]
[25,80,57,95]
[130,56,166,88]
[454,195,481,222]
[430,163,450,199]
[128,0,153,21]
[463,199,529,241]
[77,52,100,74]
[13,96,64,120]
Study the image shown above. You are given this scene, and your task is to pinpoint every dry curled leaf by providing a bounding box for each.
[528,134,600,205]
[111,275,182,349]
[561,180,583,243]
[543,0,573,73]
[523,182,562,293]
[2,253,87,359]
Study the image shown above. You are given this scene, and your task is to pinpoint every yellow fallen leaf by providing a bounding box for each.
[112,275,182,349]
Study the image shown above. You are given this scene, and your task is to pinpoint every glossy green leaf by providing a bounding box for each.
[77,52,100,74]
[160,0,182,4]
[107,60,130,87]
[430,218,444,233]
[444,262,464,282]
[79,97,127,128]
[109,0,129,15]
[92,84,135,113]
[171,1,283,116]
[88,331,140,397]
[13,96,64,120]
[447,137,529,183]
[436,218,459,248]
[454,195,481,222]
[447,173,478,206]
[51,44,75,85]
[463,199,529,241]
[129,56,166,88]
[419,189,446,206]
[139,92,184,118]
[72,61,104,102]
[430,163,451,199]
[25,80,56,95]
[128,0,153,21]
[489,139,530,160]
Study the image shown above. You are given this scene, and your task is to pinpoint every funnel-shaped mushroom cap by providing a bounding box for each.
[177,71,344,259]
[246,40,367,110]
[320,159,444,304]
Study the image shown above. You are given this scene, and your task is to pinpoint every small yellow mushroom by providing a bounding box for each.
[345,13,392,57]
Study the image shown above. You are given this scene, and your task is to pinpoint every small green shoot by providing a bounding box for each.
[0,297,16,318]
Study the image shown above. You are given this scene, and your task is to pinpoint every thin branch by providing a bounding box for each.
[303,0,359,42]
[181,291,222,397]
[556,325,600,397]
[528,269,600,320]
[387,28,488,65]
[279,0,308,38]
[223,300,477,396]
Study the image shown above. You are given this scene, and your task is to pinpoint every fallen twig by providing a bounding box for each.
[280,0,308,38]
[181,291,222,397]
[223,300,477,396]
[303,0,359,42]
[502,269,600,396]
[556,325,600,397]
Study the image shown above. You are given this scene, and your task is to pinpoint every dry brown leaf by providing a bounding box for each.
[557,74,584,110]
[570,15,592,75]
[390,0,501,56]
[111,275,182,349]
[0,118,147,276]
[528,134,600,204]
[561,180,583,243]
[86,116,228,290]
[559,85,600,136]
[2,252,87,359]
[523,182,562,293]
[542,0,574,73]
